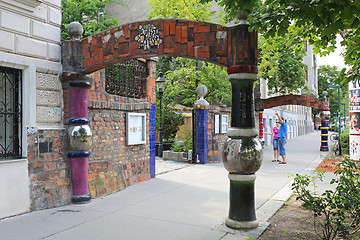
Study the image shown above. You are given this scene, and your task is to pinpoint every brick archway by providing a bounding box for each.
[256,94,328,110]
[61,19,259,205]
[62,19,257,75]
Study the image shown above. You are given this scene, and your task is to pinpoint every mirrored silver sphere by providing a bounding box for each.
[68,125,92,151]
[222,137,263,174]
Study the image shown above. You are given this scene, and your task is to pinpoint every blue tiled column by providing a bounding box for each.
[149,104,156,178]
[196,109,208,164]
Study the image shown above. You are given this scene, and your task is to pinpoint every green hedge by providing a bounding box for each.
[340,128,349,155]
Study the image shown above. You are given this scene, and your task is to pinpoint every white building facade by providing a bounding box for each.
[260,42,318,146]
[0,0,62,218]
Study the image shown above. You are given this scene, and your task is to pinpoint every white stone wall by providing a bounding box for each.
[36,72,63,126]
[0,0,62,218]
[303,43,318,97]
[0,0,63,127]
[0,0,61,61]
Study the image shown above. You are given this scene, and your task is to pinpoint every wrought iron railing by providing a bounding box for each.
[105,59,147,99]
[0,66,22,160]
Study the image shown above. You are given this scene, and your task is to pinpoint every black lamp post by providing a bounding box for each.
[156,72,166,157]
[329,84,341,155]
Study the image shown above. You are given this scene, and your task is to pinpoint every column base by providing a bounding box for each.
[71,194,91,204]
[225,218,259,229]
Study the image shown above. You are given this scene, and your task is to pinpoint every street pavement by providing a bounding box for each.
[0,131,336,240]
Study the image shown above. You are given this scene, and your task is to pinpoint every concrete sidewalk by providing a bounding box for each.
[0,132,334,240]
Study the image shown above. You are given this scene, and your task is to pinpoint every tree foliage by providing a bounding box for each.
[259,34,307,95]
[317,65,348,120]
[148,0,222,23]
[61,0,121,39]
[201,0,360,83]
[148,0,230,107]
[163,58,230,107]
[148,0,231,143]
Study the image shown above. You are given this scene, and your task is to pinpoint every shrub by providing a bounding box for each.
[170,131,193,152]
[340,128,349,155]
[292,157,360,240]
[156,103,184,143]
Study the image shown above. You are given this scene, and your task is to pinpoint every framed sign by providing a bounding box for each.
[126,113,146,145]
[215,114,220,134]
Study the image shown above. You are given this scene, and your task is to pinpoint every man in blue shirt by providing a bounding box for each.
[275,111,287,164]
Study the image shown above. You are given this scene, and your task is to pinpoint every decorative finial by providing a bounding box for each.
[237,10,249,25]
[322,90,328,98]
[68,22,83,40]
[194,84,209,107]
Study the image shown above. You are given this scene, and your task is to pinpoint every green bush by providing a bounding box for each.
[155,102,184,143]
[170,131,193,152]
[340,129,349,155]
[292,157,360,239]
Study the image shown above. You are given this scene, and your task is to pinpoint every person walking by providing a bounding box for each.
[264,121,281,162]
[275,111,287,164]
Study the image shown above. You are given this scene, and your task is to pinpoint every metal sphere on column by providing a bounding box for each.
[222,18,262,227]
[156,72,166,157]
[63,22,93,204]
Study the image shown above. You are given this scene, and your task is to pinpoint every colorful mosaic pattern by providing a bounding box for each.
[135,23,162,51]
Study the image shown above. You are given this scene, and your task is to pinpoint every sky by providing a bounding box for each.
[317,35,347,69]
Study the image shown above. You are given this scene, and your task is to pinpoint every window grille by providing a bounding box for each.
[0,67,22,160]
[105,59,147,99]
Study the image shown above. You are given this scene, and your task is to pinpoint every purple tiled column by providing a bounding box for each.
[68,86,92,203]
[61,22,92,203]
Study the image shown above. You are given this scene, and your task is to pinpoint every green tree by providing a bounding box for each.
[148,0,221,23]
[317,65,348,129]
[259,34,307,95]
[148,0,230,144]
[200,0,360,84]
[61,0,122,39]
[148,1,231,104]
[164,59,230,107]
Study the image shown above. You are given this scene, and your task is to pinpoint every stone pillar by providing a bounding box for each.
[194,85,209,164]
[222,21,262,228]
[61,22,92,203]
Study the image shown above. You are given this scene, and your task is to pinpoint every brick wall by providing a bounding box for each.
[27,59,156,210]
[84,62,156,198]
[27,129,70,210]
[207,106,231,163]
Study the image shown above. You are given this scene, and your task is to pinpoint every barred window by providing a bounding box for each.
[105,59,147,99]
[0,67,22,160]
